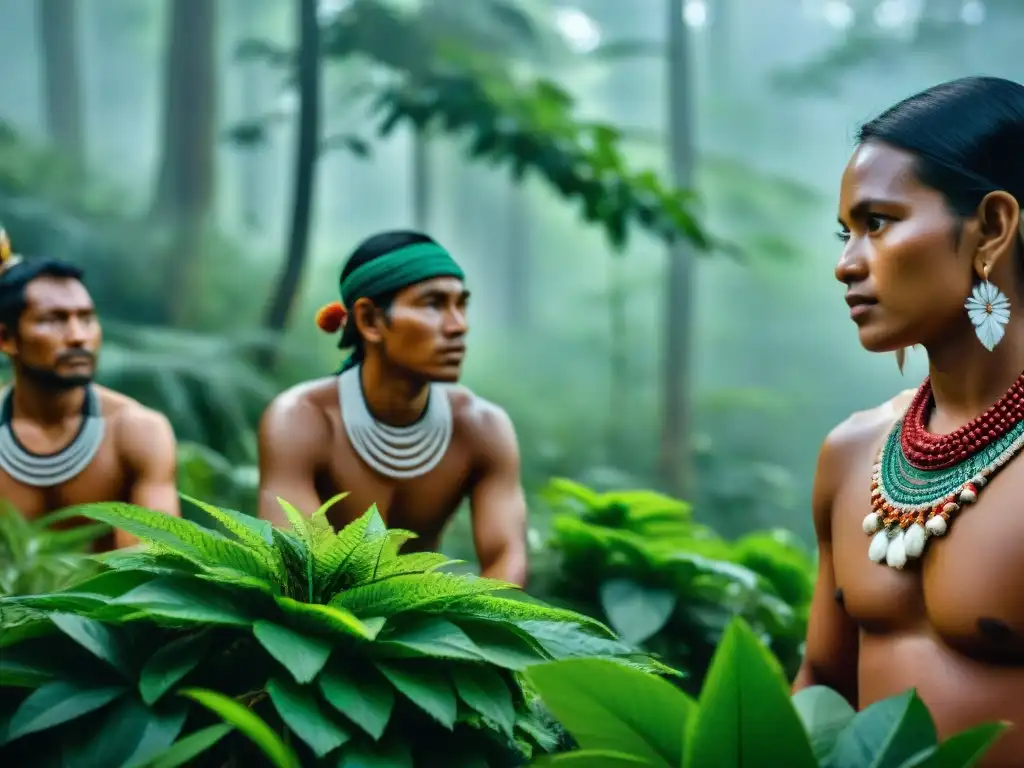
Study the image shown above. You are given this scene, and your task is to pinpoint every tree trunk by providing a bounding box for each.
[36,0,84,159]
[151,0,218,326]
[260,0,321,363]
[659,1,696,499]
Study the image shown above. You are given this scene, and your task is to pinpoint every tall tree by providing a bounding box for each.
[262,0,321,358]
[36,0,84,159]
[151,0,218,325]
[660,0,697,498]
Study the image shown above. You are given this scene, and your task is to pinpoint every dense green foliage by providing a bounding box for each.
[0,496,671,767]
[534,479,814,689]
[525,617,1006,768]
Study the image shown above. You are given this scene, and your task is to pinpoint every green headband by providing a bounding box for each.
[339,242,465,307]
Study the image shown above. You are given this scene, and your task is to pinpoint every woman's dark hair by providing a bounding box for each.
[858,76,1024,221]
[338,230,437,366]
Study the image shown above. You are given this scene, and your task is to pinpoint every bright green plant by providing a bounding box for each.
[525,617,1006,768]
[0,505,108,597]
[0,496,671,766]
[537,478,814,688]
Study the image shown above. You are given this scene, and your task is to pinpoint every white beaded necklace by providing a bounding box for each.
[338,366,453,480]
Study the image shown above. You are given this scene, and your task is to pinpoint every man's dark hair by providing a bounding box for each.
[338,230,437,366]
[0,257,85,335]
[858,76,1024,223]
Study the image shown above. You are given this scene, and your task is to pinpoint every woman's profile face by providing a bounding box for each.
[835,140,976,352]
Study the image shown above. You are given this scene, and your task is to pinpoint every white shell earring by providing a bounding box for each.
[965,270,1011,352]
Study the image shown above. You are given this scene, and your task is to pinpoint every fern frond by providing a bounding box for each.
[442,595,617,638]
[374,553,460,578]
[313,504,384,579]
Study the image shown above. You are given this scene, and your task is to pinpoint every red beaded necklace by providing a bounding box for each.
[899,374,1024,469]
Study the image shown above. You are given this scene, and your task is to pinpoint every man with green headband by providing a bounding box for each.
[257,230,528,586]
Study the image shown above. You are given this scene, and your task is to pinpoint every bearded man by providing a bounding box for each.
[0,230,179,550]
[257,230,528,586]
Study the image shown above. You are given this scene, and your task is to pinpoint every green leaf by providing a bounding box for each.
[827,690,937,768]
[318,662,395,740]
[376,616,488,661]
[331,572,512,616]
[684,618,817,768]
[337,739,413,767]
[793,686,856,763]
[266,676,351,757]
[0,655,55,687]
[57,695,186,768]
[598,578,677,645]
[139,631,210,704]
[4,680,125,743]
[253,620,333,684]
[179,493,274,549]
[274,595,379,640]
[49,612,131,677]
[896,722,1008,768]
[531,751,651,766]
[452,665,515,738]
[180,687,300,768]
[376,661,458,729]
[119,703,189,768]
[138,723,233,768]
[527,657,692,768]
[112,576,253,625]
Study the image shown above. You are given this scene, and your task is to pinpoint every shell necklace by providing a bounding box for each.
[0,385,105,487]
[338,366,453,480]
[865,374,1024,568]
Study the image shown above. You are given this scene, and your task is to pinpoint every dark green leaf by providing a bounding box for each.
[253,620,333,684]
[792,686,856,763]
[112,577,253,625]
[894,722,1007,768]
[598,578,677,645]
[532,751,650,766]
[180,687,299,768]
[4,680,125,743]
[376,617,486,661]
[266,677,350,757]
[318,662,395,740]
[684,618,816,768]
[376,661,457,729]
[828,690,936,768]
[49,613,131,677]
[337,739,413,767]
[0,656,54,687]
[452,665,515,738]
[57,695,185,768]
[139,631,210,704]
[527,657,691,768]
[139,723,233,768]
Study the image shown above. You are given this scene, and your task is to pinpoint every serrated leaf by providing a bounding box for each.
[267,676,351,757]
[139,723,233,768]
[376,661,457,729]
[180,687,299,768]
[253,620,333,684]
[274,595,378,640]
[318,662,395,740]
[180,494,276,551]
[452,665,515,737]
[331,572,511,616]
[139,631,210,704]
[4,680,125,742]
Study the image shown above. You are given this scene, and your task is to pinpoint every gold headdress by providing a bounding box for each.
[0,228,23,274]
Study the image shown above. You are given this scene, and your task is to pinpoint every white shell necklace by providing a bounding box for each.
[338,366,453,480]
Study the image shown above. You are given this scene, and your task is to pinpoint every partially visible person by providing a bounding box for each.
[794,77,1024,766]
[257,230,528,586]
[0,228,180,550]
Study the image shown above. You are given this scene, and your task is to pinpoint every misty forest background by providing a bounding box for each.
[2,0,1022,603]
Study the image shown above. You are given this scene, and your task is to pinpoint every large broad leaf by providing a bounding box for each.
[598,578,677,645]
[3,680,125,743]
[57,695,186,768]
[826,690,937,768]
[139,631,210,704]
[376,661,458,729]
[526,657,694,767]
[337,739,413,767]
[896,722,1008,768]
[683,618,817,768]
[274,595,379,640]
[375,616,489,662]
[179,687,299,768]
[267,677,351,758]
[49,613,132,677]
[253,620,333,684]
[139,723,233,768]
[452,665,516,738]
[531,752,651,766]
[793,685,856,763]
[112,576,254,625]
[318,662,396,740]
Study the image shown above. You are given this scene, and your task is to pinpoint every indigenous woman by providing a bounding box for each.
[792,76,1024,766]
